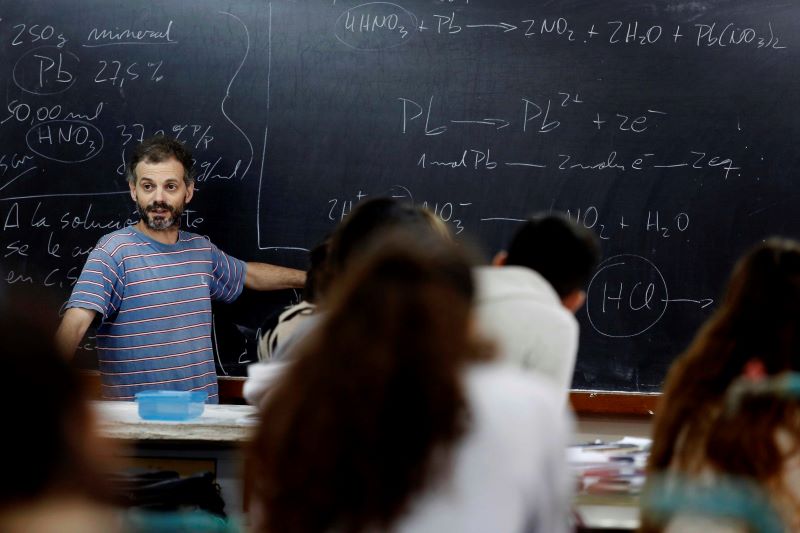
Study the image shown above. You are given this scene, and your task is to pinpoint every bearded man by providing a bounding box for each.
[55,136,305,402]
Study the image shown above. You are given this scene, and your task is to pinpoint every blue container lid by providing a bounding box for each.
[135,390,207,421]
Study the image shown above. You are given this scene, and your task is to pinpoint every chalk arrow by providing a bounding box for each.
[661,298,714,309]
[465,22,518,33]
[450,118,510,130]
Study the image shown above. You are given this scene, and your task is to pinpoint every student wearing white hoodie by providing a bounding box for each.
[474,214,600,400]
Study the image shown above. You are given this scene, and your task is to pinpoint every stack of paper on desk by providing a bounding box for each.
[568,437,650,496]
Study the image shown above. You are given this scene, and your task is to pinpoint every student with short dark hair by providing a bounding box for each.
[503,214,600,303]
[474,213,600,399]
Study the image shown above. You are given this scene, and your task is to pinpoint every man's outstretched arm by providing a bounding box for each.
[244,262,307,291]
[55,307,97,359]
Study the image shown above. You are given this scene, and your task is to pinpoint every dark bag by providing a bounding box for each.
[108,470,226,518]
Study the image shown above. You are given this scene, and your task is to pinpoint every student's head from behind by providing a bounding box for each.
[0,292,111,510]
[647,238,800,477]
[656,373,800,532]
[705,373,800,490]
[247,233,490,533]
[706,238,800,376]
[417,205,453,241]
[325,197,452,284]
[497,213,600,312]
[127,136,195,232]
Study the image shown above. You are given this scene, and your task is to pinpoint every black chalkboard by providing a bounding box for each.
[2,0,799,392]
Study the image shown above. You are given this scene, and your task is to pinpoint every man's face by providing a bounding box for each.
[129,157,194,231]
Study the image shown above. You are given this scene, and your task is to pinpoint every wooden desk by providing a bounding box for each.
[93,401,256,520]
[576,494,640,532]
[94,401,256,443]
[93,400,640,530]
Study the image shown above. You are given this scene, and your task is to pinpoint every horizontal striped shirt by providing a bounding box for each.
[66,226,246,402]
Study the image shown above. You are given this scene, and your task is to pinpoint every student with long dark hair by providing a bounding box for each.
[644,238,800,530]
[0,290,238,533]
[0,289,117,533]
[246,234,571,533]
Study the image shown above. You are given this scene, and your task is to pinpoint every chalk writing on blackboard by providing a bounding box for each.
[332,2,788,51]
[586,254,713,339]
[1,0,797,389]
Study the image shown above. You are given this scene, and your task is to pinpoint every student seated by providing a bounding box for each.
[243,197,452,406]
[0,289,236,533]
[257,238,330,361]
[0,294,122,533]
[644,238,800,531]
[474,213,600,400]
[245,234,572,533]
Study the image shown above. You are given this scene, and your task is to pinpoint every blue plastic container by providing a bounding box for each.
[134,390,207,421]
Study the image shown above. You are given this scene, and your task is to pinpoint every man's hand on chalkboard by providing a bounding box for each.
[244,262,307,292]
[55,307,97,360]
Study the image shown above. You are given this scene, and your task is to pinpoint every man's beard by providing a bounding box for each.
[138,201,183,231]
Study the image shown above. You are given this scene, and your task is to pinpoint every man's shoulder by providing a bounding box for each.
[475,264,546,287]
[475,266,576,331]
[178,229,208,241]
[178,231,218,250]
[93,226,142,256]
[475,266,561,305]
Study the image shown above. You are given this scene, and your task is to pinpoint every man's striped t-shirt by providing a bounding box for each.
[66,226,246,402]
